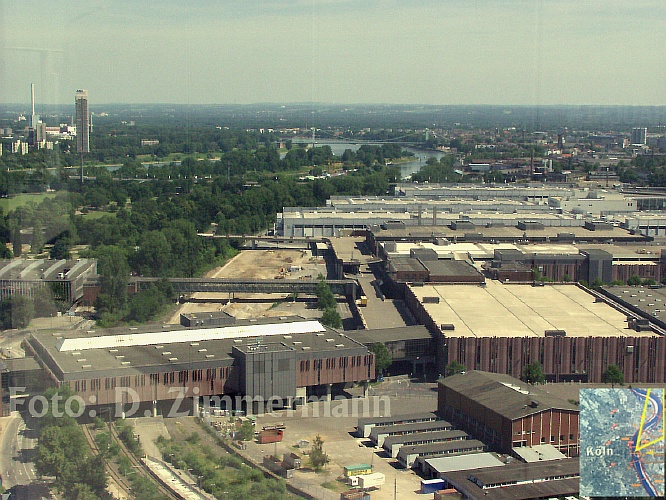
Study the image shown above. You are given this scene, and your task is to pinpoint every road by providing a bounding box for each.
[0,412,38,489]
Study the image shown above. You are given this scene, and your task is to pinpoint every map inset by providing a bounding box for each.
[580,388,664,497]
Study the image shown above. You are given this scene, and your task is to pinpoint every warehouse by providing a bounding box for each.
[369,419,454,448]
[406,281,666,383]
[442,459,579,500]
[356,412,438,438]
[23,318,375,415]
[396,435,483,469]
[438,371,579,456]
[383,431,481,458]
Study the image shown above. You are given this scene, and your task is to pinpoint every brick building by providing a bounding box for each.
[438,371,579,456]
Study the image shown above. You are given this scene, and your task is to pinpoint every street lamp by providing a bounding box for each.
[168,453,175,466]
[197,475,204,488]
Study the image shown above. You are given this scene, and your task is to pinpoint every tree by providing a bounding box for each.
[50,238,71,260]
[523,361,545,384]
[30,219,44,254]
[602,364,624,388]
[315,275,336,310]
[95,245,130,314]
[446,360,466,376]
[309,435,329,471]
[0,295,35,329]
[237,420,255,441]
[320,307,342,329]
[33,286,58,318]
[627,275,642,286]
[369,343,392,375]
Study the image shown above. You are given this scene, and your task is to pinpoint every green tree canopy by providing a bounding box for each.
[523,361,545,385]
[320,308,342,329]
[0,295,35,329]
[309,435,329,471]
[369,343,392,375]
[445,360,466,376]
[602,364,624,388]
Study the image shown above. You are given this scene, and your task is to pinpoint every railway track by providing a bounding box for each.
[80,423,133,499]
[108,422,180,500]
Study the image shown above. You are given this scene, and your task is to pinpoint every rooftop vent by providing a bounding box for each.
[326,339,334,342]
[302,346,311,350]
[109,349,119,353]
[168,357,178,361]
[121,361,130,365]
[162,351,172,356]
[82,364,92,368]
[190,342,199,346]
[336,344,345,348]
[71,351,81,356]
[198,348,207,352]
[76,358,87,362]
[205,354,215,358]
[115,355,125,359]
[155,345,164,349]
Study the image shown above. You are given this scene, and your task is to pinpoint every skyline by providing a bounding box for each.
[1,1,665,107]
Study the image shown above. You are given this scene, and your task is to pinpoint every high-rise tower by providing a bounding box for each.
[75,89,89,153]
[631,127,647,146]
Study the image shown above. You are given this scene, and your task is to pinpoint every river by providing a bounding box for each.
[288,140,446,178]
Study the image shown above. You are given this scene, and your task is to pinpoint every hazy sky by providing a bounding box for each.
[1,0,664,106]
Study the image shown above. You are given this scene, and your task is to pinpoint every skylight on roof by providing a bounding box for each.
[56,320,325,352]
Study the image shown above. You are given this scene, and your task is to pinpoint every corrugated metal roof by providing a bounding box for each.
[57,320,325,352]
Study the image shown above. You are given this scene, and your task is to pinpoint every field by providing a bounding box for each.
[0,192,58,212]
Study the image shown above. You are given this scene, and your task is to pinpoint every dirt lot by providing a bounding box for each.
[207,249,324,280]
[166,249,329,324]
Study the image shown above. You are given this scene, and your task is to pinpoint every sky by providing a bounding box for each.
[1,0,664,106]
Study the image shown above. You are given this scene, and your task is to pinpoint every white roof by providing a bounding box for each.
[512,444,566,463]
[56,320,325,352]
[425,453,505,474]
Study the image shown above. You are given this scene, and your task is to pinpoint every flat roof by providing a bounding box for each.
[347,326,432,344]
[383,432,481,449]
[390,257,427,273]
[29,319,366,380]
[512,444,566,463]
[468,458,579,486]
[409,281,647,338]
[357,412,438,428]
[422,259,483,278]
[372,225,644,242]
[601,285,666,324]
[57,320,326,351]
[371,420,454,437]
[440,371,579,420]
[443,460,579,500]
[422,453,504,473]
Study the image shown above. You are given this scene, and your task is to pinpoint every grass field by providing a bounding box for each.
[80,210,117,220]
[0,192,58,212]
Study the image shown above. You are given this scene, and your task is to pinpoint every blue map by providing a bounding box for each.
[580,388,664,497]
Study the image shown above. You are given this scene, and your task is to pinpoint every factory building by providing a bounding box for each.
[21,318,375,416]
[0,259,97,304]
[406,282,666,384]
[438,371,579,456]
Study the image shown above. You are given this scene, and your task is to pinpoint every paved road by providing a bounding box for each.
[0,412,38,489]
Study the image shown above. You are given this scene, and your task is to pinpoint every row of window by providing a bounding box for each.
[299,356,371,372]
[73,367,233,392]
